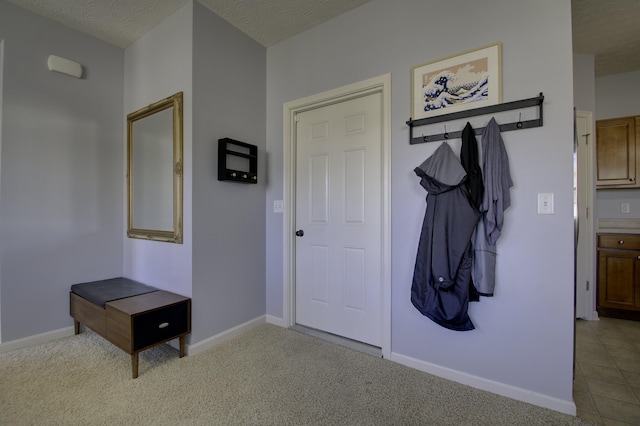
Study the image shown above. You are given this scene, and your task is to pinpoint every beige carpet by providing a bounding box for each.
[0,324,592,425]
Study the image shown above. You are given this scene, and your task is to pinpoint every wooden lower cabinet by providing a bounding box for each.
[597,234,640,320]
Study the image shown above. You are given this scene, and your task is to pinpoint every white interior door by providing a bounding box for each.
[575,110,595,319]
[295,92,382,347]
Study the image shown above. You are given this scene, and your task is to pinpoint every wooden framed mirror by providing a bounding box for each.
[127,92,183,243]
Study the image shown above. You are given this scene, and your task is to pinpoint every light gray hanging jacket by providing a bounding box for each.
[472,118,513,296]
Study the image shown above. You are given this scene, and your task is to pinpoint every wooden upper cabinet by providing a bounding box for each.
[596,117,637,188]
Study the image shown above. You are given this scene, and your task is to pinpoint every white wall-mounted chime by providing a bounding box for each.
[47,55,83,79]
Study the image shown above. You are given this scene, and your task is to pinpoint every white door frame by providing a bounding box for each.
[575,110,597,320]
[282,74,391,358]
[0,40,4,341]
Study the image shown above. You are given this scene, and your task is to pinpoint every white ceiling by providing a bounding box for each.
[6,0,372,49]
[572,0,640,77]
[7,0,640,77]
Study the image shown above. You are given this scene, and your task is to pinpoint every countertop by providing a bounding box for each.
[597,218,640,234]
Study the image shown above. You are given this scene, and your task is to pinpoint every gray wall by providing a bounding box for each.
[573,54,596,113]
[596,70,640,120]
[122,1,267,345]
[594,70,640,219]
[0,0,267,348]
[266,0,576,405]
[0,1,124,341]
[123,2,194,299]
[191,1,266,343]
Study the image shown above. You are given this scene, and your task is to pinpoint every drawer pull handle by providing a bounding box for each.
[158,322,169,329]
[619,240,624,244]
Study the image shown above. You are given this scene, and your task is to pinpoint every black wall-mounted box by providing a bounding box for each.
[218,138,257,184]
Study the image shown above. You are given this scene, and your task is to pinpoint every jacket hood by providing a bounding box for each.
[414,142,467,195]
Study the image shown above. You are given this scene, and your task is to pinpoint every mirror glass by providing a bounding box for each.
[127,92,183,243]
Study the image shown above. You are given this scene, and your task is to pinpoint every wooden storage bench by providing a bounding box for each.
[69,277,191,378]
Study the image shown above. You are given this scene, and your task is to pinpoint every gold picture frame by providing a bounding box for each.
[411,43,502,121]
[127,92,183,244]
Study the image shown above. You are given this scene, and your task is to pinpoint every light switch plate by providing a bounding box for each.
[537,193,554,214]
[621,202,631,214]
[274,200,284,213]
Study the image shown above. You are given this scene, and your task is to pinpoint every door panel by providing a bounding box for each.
[311,245,329,304]
[310,155,329,223]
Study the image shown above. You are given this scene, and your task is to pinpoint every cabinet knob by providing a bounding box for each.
[631,178,636,182]
[619,240,625,245]
[158,322,169,329]
[637,256,640,260]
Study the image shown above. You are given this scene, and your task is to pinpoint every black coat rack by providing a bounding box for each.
[406,93,544,144]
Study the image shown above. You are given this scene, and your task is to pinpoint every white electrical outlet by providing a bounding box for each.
[537,193,554,215]
[621,203,631,214]
[274,200,284,213]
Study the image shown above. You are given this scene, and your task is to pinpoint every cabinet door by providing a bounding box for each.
[598,249,640,311]
[596,117,636,188]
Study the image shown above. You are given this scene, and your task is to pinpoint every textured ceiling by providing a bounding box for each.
[6,0,639,77]
[572,0,640,77]
[6,0,372,48]
[7,0,191,49]
[198,0,373,47]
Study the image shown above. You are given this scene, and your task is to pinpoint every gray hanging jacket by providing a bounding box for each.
[411,142,481,331]
[472,118,513,296]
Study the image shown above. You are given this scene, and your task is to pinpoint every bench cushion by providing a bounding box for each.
[71,277,158,307]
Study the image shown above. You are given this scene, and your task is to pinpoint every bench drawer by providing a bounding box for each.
[106,291,191,354]
[133,301,189,351]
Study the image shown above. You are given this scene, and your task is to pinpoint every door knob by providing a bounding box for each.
[295,230,304,237]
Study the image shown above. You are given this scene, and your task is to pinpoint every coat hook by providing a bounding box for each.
[422,133,428,142]
[516,112,523,129]
[443,125,449,140]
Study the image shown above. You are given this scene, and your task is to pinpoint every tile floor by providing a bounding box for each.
[574,317,640,425]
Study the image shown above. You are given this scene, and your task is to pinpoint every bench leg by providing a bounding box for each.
[131,353,139,379]
[74,320,80,335]
[179,335,186,358]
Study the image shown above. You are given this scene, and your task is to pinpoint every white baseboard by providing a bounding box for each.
[187,315,266,356]
[390,352,576,416]
[0,326,75,354]
[266,315,287,328]
[0,316,271,358]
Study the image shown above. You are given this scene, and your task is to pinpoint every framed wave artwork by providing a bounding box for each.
[411,42,502,120]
